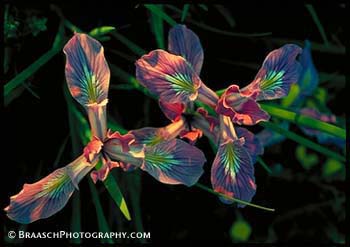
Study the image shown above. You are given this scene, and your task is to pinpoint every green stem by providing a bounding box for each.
[257,157,272,174]
[260,121,345,162]
[195,183,275,212]
[260,103,345,139]
[144,4,177,27]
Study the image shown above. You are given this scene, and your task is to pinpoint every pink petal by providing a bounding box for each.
[64,33,110,106]
[135,49,202,104]
[211,139,256,206]
[168,24,204,75]
[5,155,95,224]
[142,139,206,186]
[242,44,302,100]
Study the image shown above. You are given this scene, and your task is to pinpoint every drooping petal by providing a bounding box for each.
[159,100,185,122]
[142,139,206,186]
[236,127,264,164]
[168,24,204,75]
[130,127,162,145]
[299,108,345,149]
[135,49,202,103]
[5,155,95,224]
[64,33,110,106]
[298,40,319,97]
[211,139,256,206]
[242,44,302,101]
[130,119,186,146]
[216,85,270,125]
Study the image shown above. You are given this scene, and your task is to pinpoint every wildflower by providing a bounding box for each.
[216,44,302,125]
[5,33,206,224]
[136,24,265,205]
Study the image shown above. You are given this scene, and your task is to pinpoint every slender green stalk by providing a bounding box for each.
[260,121,345,162]
[260,103,345,139]
[144,4,177,27]
[187,19,272,37]
[305,4,329,47]
[150,4,165,49]
[181,4,190,22]
[195,183,275,212]
[88,178,114,244]
[257,157,272,174]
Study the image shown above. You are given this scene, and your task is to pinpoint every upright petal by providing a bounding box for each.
[211,139,256,206]
[236,127,264,164]
[64,33,110,106]
[136,49,202,103]
[142,139,206,186]
[242,44,302,101]
[5,155,95,224]
[168,24,204,75]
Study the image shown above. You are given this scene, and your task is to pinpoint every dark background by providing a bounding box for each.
[2,2,347,245]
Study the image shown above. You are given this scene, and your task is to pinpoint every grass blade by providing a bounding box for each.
[4,48,58,98]
[144,4,177,27]
[88,178,114,244]
[257,157,272,174]
[103,173,132,221]
[214,5,236,28]
[150,4,165,49]
[187,19,272,37]
[181,4,190,22]
[111,31,146,56]
[260,103,345,139]
[195,183,275,212]
[305,4,329,47]
[260,121,345,162]
[4,21,64,101]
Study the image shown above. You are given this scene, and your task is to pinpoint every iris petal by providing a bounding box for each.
[168,24,204,75]
[64,33,110,106]
[136,49,202,104]
[211,139,256,206]
[5,155,95,224]
[142,139,206,186]
[242,44,302,100]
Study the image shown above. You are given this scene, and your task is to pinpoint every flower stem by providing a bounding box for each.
[195,183,275,212]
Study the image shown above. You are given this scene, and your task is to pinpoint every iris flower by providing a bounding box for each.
[216,44,302,125]
[5,33,206,224]
[136,25,266,205]
[136,24,218,144]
